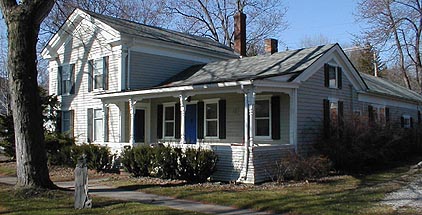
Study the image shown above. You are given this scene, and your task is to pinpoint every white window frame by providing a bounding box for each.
[93,108,103,142]
[61,64,74,95]
[204,99,219,138]
[402,114,411,128]
[327,64,339,89]
[163,104,175,138]
[254,96,272,139]
[93,58,104,90]
[371,105,386,124]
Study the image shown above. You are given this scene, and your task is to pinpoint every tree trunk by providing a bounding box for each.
[2,4,54,188]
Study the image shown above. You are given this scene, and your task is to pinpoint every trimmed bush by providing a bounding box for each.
[152,146,181,179]
[276,153,331,182]
[121,145,153,177]
[121,145,218,183]
[71,144,114,172]
[178,147,217,183]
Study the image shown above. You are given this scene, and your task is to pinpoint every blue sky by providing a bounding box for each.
[280,0,364,50]
[0,0,364,51]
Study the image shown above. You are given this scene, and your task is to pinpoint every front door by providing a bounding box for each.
[185,104,197,144]
[134,109,145,142]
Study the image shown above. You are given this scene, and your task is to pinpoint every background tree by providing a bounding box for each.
[345,42,386,76]
[356,0,422,92]
[299,34,332,48]
[0,0,55,188]
[165,0,287,56]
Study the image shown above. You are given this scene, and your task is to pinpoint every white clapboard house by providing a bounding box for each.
[42,8,422,183]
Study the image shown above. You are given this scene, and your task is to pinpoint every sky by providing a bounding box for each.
[0,0,365,51]
[280,0,365,50]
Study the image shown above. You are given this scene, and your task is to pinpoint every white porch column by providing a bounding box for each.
[179,94,186,144]
[129,98,137,146]
[102,103,109,143]
[247,90,256,148]
[289,89,298,152]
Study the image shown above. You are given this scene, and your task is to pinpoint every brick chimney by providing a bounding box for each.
[234,12,246,57]
[265,38,278,54]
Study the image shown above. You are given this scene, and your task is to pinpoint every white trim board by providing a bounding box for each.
[358,93,419,110]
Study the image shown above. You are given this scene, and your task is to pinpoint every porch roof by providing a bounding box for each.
[159,44,336,87]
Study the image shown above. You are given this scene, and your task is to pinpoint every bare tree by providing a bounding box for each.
[299,34,332,48]
[165,0,287,55]
[357,0,422,92]
[0,0,55,188]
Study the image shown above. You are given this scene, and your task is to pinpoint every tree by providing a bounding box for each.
[165,0,287,56]
[299,34,332,48]
[356,0,422,92]
[0,0,55,188]
[346,43,386,76]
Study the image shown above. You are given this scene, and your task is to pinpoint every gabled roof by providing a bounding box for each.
[360,73,422,103]
[80,9,237,57]
[160,44,336,87]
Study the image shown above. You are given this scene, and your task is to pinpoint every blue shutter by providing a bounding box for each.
[218,100,226,139]
[103,56,109,90]
[57,66,62,95]
[88,60,93,92]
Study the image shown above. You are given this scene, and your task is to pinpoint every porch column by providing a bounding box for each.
[102,103,109,143]
[247,90,255,148]
[179,94,186,144]
[129,98,137,146]
[289,89,298,152]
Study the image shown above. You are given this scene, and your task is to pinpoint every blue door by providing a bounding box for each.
[185,104,197,144]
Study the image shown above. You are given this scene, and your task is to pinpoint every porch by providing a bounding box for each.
[96,82,298,183]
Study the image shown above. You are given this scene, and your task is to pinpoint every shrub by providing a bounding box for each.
[276,153,331,182]
[121,145,153,177]
[178,147,218,183]
[121,145,218,183]
[71,144,113,172]
[45,132,75,166]
[317,119,422,173]
[152,146,181,179]
[0,114,15,159]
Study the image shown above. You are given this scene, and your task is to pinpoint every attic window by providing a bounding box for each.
[324,64,343,89]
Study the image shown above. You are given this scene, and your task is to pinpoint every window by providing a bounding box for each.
[93,109,103,141]
[62,111,71,133]
[164,106,175,137]
[328,65,337,88]
[93,58,103,89]
[402,115,412,128]
[255,99,271,137]
[59,64,75,95]
[330,101,338,125]
[205,103,218,137]
[324,64,342,89]
[369,105,387,124]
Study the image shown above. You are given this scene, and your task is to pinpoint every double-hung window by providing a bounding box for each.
[93,58,104,89]
[59,64,75,95]
[324,64,342,89]
[164,105,175,137]
[62,111,71,133]
[93,109,103,141]
[255,99,271,137]
[205,102,218,137]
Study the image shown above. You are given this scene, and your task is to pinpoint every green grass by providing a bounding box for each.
[0,184,204,215]
[109,165,422,215]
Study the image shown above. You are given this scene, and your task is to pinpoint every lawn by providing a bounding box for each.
[0,184,204,215]
[107,164,422,215]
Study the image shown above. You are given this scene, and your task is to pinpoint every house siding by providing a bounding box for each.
[129,51,201,89]
[297,62,354,155]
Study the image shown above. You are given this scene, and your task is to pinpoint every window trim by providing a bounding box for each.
[93,108,103,142]
[163,103,176,138]
[254,96,272,139]
[204,99,219,138]
[93,58,104,90]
